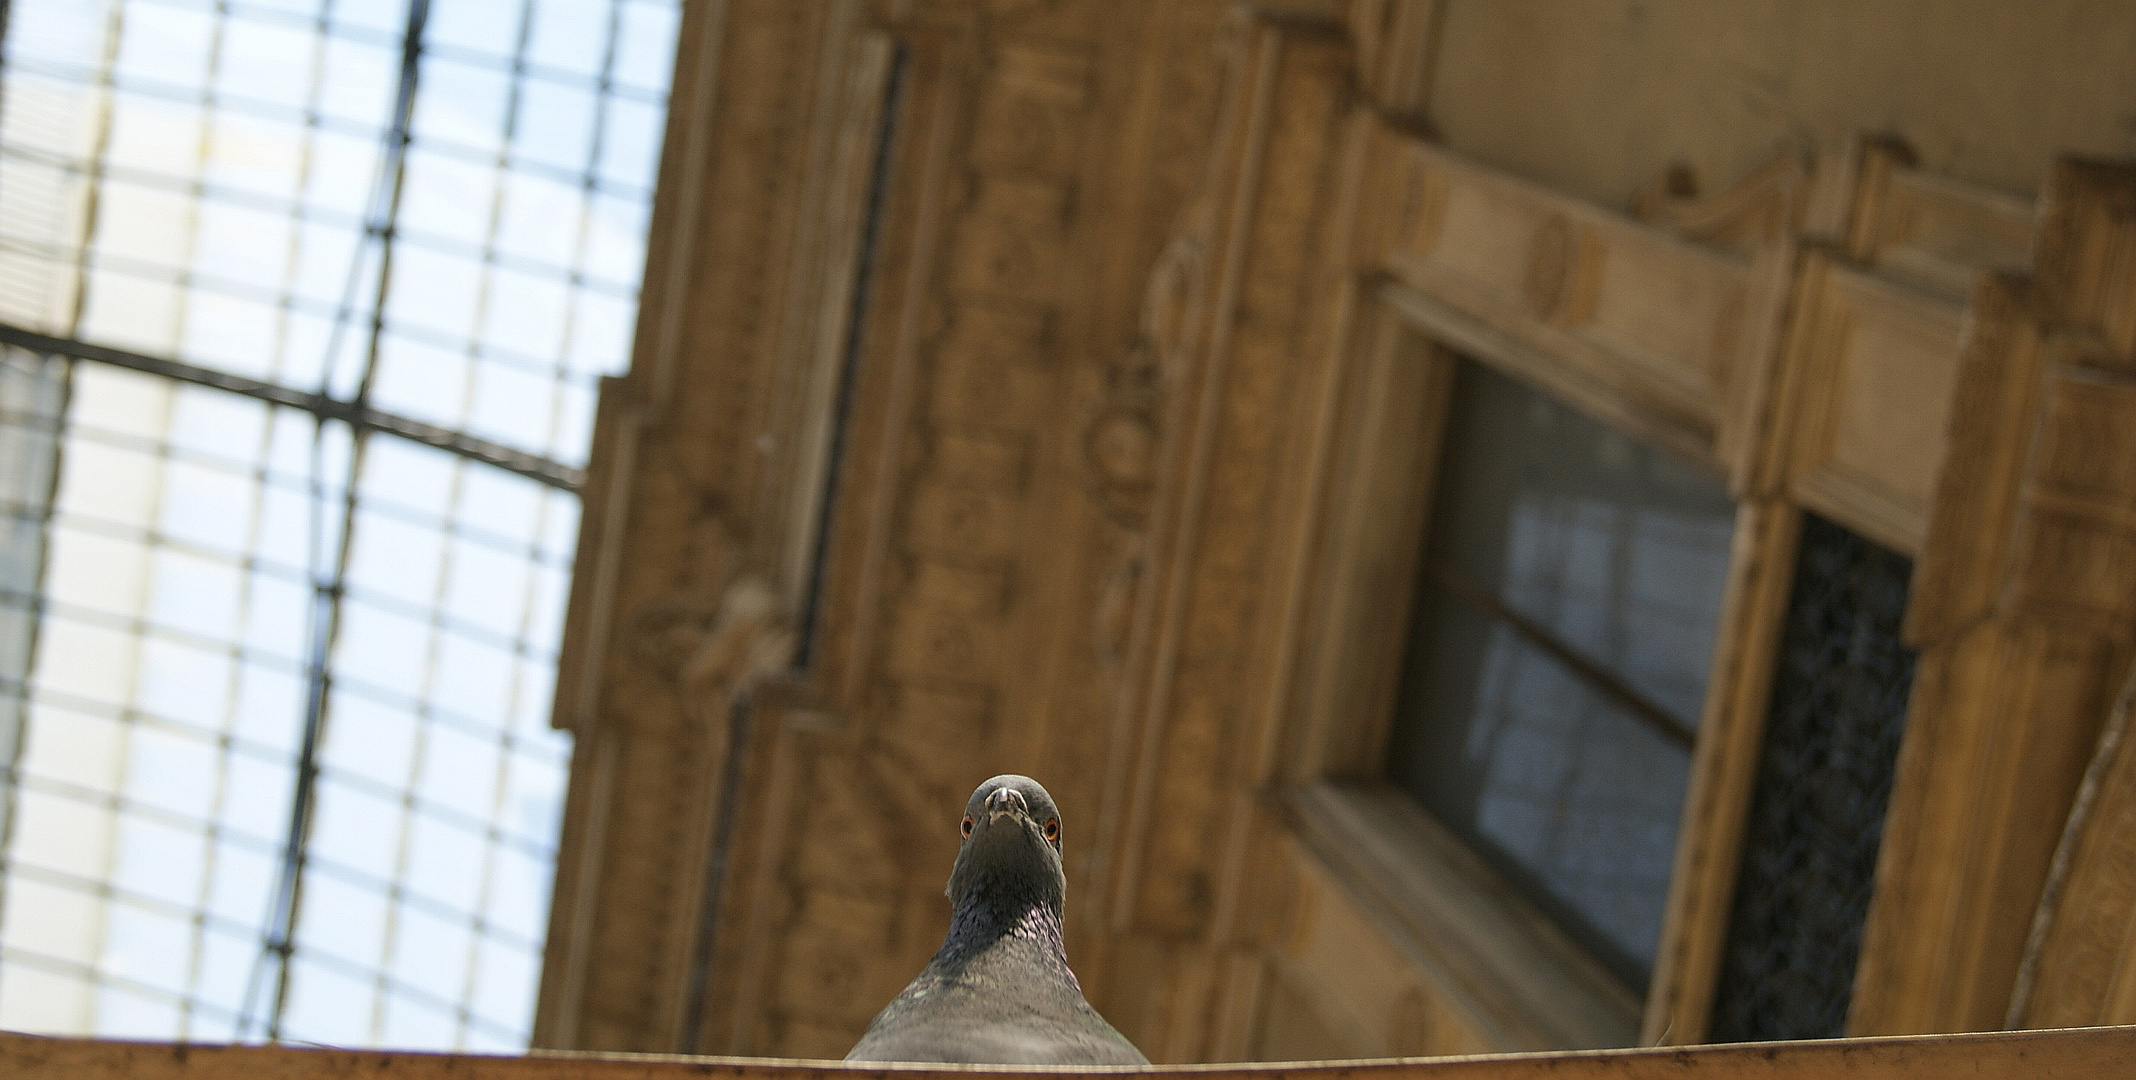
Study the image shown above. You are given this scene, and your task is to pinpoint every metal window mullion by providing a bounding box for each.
[0,0,677,1049]
[0,520,316,640]
[532,0,632,468]
[6,768,281,859]
[428,469,481,1048]
[0,142,649,297]
[47,0,131,344]
[0,141,358,243]
[0,943,250,1022]
[190,322,305,1035]
[1532,516,1584,870]
[0,324,582,489]
[5,677,305,784]
[4,54,389,140]
[264,935,527,1042]
[79,345,180,1031]
[1,854,266,943]
[1540,500,1607,877]
[1428,561,1697,750]
[0,589,313,708]
[0,58,662,175]
[161,2,250,1039]
[0,225,635,368]
[350,0,430,409]
[442,0,546,1044]
[373,449,470,1046]
[126,0,398,45]
[256,0,436,1043]
[238,398,352,1042]
[264,0,338,394]
[457,473,550,1042]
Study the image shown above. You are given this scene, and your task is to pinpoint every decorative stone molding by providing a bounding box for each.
[1343,0,1445,120]
[1083,360,1164,527]
[1849,154,2136,1038]
[2010,662,2136,1027]
[626,574,796,721]
[1634,153,1809,252]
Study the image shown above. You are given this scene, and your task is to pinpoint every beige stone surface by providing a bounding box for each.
[1431,0,2136,206]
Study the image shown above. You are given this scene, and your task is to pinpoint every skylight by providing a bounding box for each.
[0,0,677,1050]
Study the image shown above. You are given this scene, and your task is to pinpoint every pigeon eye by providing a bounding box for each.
[960,815,974,838]
[1043,818,1059,842]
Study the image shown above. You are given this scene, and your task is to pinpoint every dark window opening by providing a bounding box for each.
[1707,513,1917,1042]
[1385,358,1736,989]
[792,45,907,672]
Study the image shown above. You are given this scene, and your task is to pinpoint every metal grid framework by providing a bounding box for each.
[0,0,678,1050]
[1707,513,1918,1043]
[1386,359,1737,987]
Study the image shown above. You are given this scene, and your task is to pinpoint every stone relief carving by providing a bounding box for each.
[630,577,794,708]
[624,514,796,725]
[1092,549,1144,671]
[1083,361,1163,527]
[1082,203,1214,667]
[1085,196,1212,519]
[1632,151,1809,252]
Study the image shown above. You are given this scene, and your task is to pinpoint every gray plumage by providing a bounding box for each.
[845,775,1149,1066]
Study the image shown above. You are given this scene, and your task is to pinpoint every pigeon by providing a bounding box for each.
[845,774,1150,1066]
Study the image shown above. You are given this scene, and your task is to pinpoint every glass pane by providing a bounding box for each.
[1390,586,1693,982]
[1416,361,1735,728]
[430,0,527,59]
[1386,358,1736,986]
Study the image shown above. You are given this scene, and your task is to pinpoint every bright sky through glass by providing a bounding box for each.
[0,0,677,1050]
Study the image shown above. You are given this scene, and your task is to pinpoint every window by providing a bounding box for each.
[0,0,679,1050]
[1384,358,1736,988]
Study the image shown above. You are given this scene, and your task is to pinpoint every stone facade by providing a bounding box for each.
[533,1,2136,1061]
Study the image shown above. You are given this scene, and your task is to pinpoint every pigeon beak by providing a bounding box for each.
[984,786,1029,824]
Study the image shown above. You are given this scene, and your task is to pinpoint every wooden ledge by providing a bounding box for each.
[5,1027,2135,1079]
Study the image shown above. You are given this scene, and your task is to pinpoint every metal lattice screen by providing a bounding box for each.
[1707,512,1920,1042]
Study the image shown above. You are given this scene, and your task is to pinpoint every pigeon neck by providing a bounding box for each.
[942,887,1068,959]
[940,892,1078,990]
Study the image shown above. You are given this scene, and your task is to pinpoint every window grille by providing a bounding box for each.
[1707,513,1918,1042]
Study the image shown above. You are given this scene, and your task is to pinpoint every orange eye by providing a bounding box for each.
[1043,818,1060,842]
[961,815,975,838]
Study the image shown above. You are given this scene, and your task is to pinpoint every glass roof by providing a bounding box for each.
[0,0,677,1050]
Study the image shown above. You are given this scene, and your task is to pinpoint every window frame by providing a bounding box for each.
[1275,281,1801,1046]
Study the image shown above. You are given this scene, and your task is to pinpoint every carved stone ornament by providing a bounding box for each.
[1081,217,1206,528]
[1083,359,1162,527]
[1092,544,1144,669]
[1632,152,1809,252]
[626,574,794,723]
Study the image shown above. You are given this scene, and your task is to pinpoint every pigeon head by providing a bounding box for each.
[946,774,1064,914]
